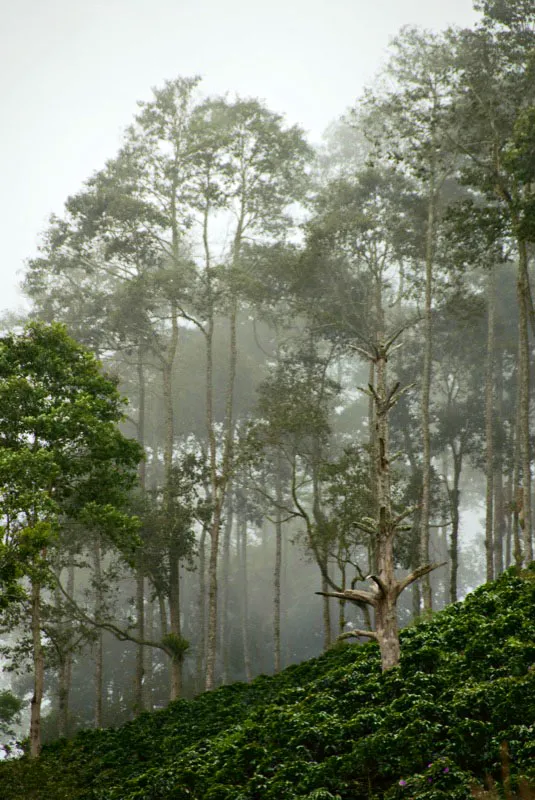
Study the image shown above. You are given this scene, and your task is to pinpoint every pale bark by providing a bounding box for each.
[322,573,332,650]
[196,527,207,692]
[273,460,283,673]
[420,183,436,614]
[158,595,168,637]
[513,338,523,568]
[317,335,445,671]
[220,492,233,684]
[517,238,533,564]
[145,589,154,711]
[505,474,513,569]
[94,536,103,728]
[163,302,181,699]
[485,265,496,582]
[169,543,182,700]
[447,445,462,603]
[135,347,146,713]
[205,220,242,691]
[29,580,44,758]
[494,346,505,576]
[239,512,252,683]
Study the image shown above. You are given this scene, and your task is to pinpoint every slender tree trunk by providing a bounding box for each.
[322,572,332,650]
[368,360,377,574]
[135,347,146,713]
[273,458,283,673]
[239,512,252,682]
[196,527,207,693]
[513,341,523,568]
[374,342,399,670]
[517,238,533,564]
[94,536,103,728]
[338,562,346,636]
[494,345,505,576]
[159,595,168,637]
[58,657,68,740]
[447,446,463,602]
[58,557,75,738]
[485,264,496,582]
[505,474,513,569]
[206,300,239,690]
[134,570,145,711]
[145,588,154,711]
[220,491,233,684]
[169,543,182,700]
[30,580,44,758]
[420,186,436,613]
[206,500,223,691]
[163,308,181,698]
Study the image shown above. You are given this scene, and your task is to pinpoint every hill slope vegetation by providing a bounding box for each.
[1,566,535,799]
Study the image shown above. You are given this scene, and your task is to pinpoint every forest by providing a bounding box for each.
[0,0,535,796]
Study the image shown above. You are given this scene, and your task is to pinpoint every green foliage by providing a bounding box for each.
[1,567,534,799]
[0,322,142,607]
[0,690,23,746]
[161,633,190,662]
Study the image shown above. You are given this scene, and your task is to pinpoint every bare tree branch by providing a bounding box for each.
[316,588,376,606]
[337,629,379,642]
[395,561,447,598]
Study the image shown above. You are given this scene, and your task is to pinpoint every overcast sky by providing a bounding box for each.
[0,0,478,316]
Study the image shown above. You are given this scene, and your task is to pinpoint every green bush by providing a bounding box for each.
[1,565,534,799]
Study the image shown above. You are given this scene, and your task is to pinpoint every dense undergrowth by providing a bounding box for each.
[1,566,534,799]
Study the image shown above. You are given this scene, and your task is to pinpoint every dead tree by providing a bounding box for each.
[316,333,445,671]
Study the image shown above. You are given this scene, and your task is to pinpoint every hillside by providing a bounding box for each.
[1,566,534,800]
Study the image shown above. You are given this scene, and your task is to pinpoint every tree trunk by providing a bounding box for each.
[94,537,103,728]
[513,339,523,568]
[169,543,182,700]
[145,589,154,711]
[273,459,283,673]
[338,562,347,636]
[196,527,207,693]
[206,501,223,691]
[448,446,462,603]
[505,474,513,569]
[135,346,146,713]
[29,580,44,758]
[206,304,238,690]
[58,657,68,740]
[58,557,75,738]
[239,512,252,683]
[485,264,496,582]
[158,594,168,637]
[494,345,505,576]
[374,339,400,669]
[163,308,181,699]
[517,237,533,564]
[220,491,233,684]
[322,572,332,650]
[420,185,436,614]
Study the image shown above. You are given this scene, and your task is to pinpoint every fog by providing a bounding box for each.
[2,0,531,753]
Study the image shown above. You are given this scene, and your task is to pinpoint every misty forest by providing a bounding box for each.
[1,2,535,798]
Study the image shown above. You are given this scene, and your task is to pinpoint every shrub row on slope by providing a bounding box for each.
[1,565,534,799]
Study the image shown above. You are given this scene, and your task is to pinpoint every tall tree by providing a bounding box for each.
[0,323,141,755]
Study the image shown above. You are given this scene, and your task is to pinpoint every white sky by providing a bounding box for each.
[0,0,478,315]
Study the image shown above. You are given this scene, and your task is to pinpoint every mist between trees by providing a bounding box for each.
[1,0,535,757]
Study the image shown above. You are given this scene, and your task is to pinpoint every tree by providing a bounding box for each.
[318,336,445,671]
[449,2,535,564]
[0,322,142,755]
[363,27,458,613]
